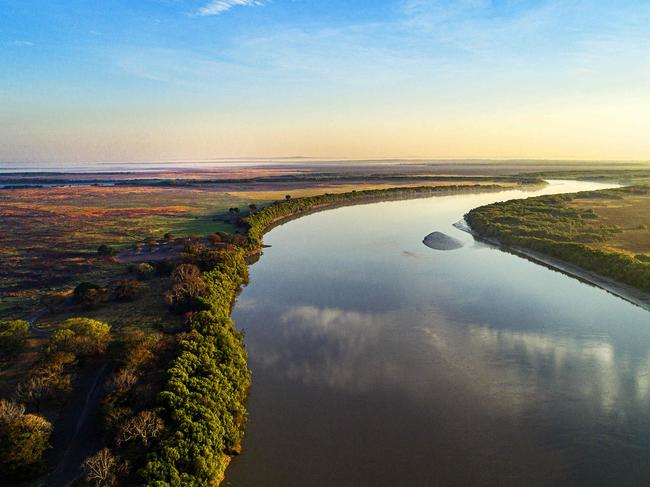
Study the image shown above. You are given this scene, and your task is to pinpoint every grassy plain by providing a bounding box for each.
[569,192,650,255]
[0,186,256,317]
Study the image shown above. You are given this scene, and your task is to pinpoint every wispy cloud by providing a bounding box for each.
[196,0,266,17]
[7,40,34,47]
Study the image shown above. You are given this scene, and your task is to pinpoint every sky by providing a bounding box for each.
[1,0,650,163]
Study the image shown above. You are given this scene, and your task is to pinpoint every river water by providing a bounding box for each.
[226,180,650,487]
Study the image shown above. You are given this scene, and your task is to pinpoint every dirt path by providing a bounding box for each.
[23,306,112,486]
[25,309,50,338]
[41,361,111,487]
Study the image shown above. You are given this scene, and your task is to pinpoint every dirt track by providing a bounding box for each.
[42,361,111,487]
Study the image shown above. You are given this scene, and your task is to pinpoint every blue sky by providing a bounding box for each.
[2,0,650,162]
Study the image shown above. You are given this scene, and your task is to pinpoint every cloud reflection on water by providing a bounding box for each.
[248,302,650,424]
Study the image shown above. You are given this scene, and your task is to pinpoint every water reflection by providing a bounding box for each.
[227,181,650,487]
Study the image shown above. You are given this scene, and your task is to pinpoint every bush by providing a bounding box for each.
[0,320,29,355]
[73,282,106,308]
[50,318,111,356]
[111,279,145,302]
[183,241,205,255]
[16,352,75,411]
[164,264,208,313]
[230,234,248,247]
[116,410,164,448]
[130,263,155,281]
[83,448,127,487]
[0,400,52,476]
[98,244,118,256]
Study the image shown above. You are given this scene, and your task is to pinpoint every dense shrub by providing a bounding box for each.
[0,400,52,477]
[50,318,112,355]
[74,282,106,308]
[111,279,145,301]
[0,320,29,355]
[83,448,127,487]
[164,264,208,313]
[98,244,118,256]
[16,352,75,411]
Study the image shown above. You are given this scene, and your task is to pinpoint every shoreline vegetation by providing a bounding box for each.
[465,186,650,311]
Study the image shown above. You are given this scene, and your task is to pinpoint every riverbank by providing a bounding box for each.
[458,222,650,312]
[462,185,650,311]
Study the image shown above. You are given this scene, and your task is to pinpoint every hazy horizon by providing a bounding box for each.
[3,157,650,174]
[3,1,650,163]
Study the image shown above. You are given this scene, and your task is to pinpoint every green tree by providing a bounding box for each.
[50,318,111,355]
[111,279,144,301]
[97,244,117,256]
[0,400,52,475]
[73,282,106,308]
[0,320,29,355]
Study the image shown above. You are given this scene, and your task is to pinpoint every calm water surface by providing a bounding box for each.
[226,180,650,487]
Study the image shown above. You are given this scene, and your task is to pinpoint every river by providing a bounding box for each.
[226,180,650,487]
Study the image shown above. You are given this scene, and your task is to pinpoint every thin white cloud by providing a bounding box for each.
[7,40,34,47]
[196,0,266,17]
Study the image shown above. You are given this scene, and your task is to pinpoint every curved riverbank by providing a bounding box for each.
[245,182,544,249]
[462,185,650,312]
[459,222,650,312]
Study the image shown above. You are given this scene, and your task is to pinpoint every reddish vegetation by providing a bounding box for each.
[0,187,245,308]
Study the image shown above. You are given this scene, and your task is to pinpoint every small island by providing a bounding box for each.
[422,231,464,251]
